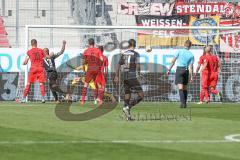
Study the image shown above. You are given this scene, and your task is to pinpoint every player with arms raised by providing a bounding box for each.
[22,39,51,103]
[43,40,66,103]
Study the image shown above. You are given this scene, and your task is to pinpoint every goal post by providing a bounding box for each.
[19,25,240,103]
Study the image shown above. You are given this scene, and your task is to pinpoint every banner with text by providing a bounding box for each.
[135,15,189,47]
[176,2,225,15]
[118,1,175,16]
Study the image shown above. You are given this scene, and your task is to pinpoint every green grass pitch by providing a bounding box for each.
[0,102,240,160]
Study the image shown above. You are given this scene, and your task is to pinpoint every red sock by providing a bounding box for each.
[204,88,210,102]
[210,88,219,95]
[97,88,105,101]
[24,84,31,98]
[199,89,205,102]
[93,89,98,100]
[81,87,87,103]
[40,83,45,97]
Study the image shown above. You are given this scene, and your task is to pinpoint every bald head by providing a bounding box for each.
[205,45,212,54]
[31,39,37,47]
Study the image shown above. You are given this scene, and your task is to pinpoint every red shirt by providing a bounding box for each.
[27,48,45,68]
[83,47,102,69]
[198,54,206,65]
[211,55,219,73]
[202,54,213,72]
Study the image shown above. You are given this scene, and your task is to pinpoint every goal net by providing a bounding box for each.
[15,25,240,103]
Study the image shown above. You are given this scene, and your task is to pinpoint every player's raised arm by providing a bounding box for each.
[53,40,66,59]
[22,55,30,65]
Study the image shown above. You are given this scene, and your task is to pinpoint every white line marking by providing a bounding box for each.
[225,134,240,142]
[0,140,239,145]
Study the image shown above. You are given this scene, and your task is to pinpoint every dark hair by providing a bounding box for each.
[31,39,37,46]
[88,38,95,46]
[128,39,136,48]
[185,40,192,46]
[98,46,104,53]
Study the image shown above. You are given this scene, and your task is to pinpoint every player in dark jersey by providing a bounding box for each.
[114,39,144,121]
[22,39,51,103]
[43,40,66,103]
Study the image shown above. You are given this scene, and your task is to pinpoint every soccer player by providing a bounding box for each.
[210,53,222,102]
[66,64,116,103]
[200,46,222,102]
[81,38,103,105]
[43,40,66,103]
[167,40,194,108]
[22,39,51,103]
[114,39,144,121]
[94,46,109,104]
[196,47,210,104]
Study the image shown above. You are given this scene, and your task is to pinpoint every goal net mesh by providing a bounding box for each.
[15,26,240,103]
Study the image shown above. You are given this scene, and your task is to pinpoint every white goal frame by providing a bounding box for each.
[24,25,240,102]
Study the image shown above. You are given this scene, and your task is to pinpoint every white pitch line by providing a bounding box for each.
[225,134,240,142]
[0,140,239,145]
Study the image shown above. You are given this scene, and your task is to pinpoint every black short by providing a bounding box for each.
[124,78,143,94]
[175,67,189,85]
[48,70,58,82]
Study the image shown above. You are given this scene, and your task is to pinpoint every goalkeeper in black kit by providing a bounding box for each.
[43,40,66,102]
[114,39,144,121]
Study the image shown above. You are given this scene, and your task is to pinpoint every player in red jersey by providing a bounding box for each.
[198,46,222,103]
[195,49,210,104]
[22,39,51,103]
[196,47,212,104]
[94,46,109,105]
[209,53,222,102]
[81,38,103,105]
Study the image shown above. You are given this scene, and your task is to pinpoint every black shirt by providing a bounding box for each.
[119,50,140,80]
[44,51,64,73]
